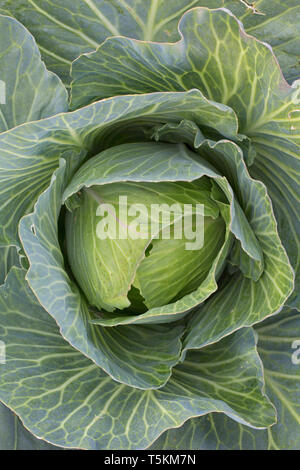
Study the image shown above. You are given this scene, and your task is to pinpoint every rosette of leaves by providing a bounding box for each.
[0,1,299,450]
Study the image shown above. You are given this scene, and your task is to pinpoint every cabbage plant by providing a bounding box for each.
[0,0,299,450]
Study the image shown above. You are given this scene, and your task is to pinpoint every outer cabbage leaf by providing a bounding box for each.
[0,403,59,450]
[151,308,300,450]
[255,308,300,448]
[71,3,300,106]
[0,0,220,84]
[0,15,67,131]
[1,1,299,84]
[233,0,300,84]
[0,15,67,284]
[69,7,298,130]
[150,414,268,450]
[250,126,300,310]
[0,268,276,449]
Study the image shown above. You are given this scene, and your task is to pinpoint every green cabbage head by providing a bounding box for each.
[0,1,299,451]
[65,143,227,313]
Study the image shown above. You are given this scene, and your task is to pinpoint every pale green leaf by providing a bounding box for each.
[64,143,222,312]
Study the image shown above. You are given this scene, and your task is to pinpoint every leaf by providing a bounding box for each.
[2,1,299,85]
[255,308,300,449]
[70,7,294,129]
[151,308,300,450]
[0,268,276,449]
[132,212,225,309]
[249,117,300,310]
[0,403,59,450]
[149,413,268,450]
[0,14,67,284]
[232,0,300,84]
[0,0,217,84]
[0,15,67,131]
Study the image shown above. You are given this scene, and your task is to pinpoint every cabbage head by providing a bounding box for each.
[0,0,299,451]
